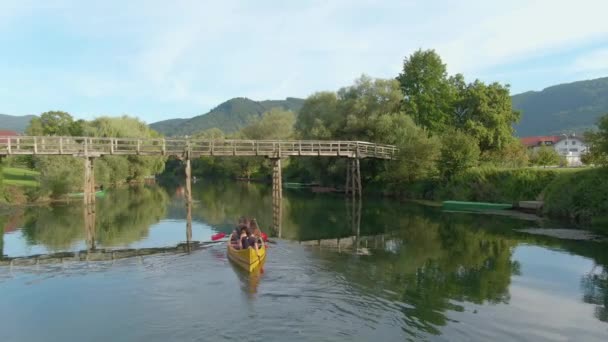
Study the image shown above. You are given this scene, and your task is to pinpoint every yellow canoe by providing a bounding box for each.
[227,242,266,272]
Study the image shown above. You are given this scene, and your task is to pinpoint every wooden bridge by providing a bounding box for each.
[0,136,396,233]
[0,136,397,159]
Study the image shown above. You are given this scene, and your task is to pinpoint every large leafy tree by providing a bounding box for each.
[454,81,520,152]
[397,49,456,133]
[240,108,295,140]
[26,111,84,136]
[87,116,165,183]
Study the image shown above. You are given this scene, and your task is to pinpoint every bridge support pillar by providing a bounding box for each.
[345,158,362,199]
[84,201,96,251]
[83,157,96,206]
[271,158,282,238]
[184,154,193,249]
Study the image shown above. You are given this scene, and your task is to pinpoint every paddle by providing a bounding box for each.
[212,232,269,242]
[211,232,227,241]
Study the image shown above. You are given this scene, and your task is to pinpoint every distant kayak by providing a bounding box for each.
[67,190,107,198]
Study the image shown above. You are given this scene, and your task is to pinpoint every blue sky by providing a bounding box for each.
[1,0,607,123]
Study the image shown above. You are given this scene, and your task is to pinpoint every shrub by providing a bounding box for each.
[439,167,560,203]
[544,168,608,227]
[438,129,480,180]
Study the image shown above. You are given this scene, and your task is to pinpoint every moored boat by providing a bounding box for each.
[67,190,106,198]
[442,200,512,212]
[227,242,266,272]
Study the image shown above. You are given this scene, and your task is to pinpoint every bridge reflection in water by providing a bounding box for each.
[0,191,369,266]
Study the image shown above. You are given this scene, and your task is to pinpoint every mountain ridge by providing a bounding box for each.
[0,114,37,133]
[149,97,305,136]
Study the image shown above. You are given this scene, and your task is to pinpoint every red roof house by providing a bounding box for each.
[0,130,18,144]
[520,136,561,147]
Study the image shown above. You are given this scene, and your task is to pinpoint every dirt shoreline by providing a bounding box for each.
[515,228,607,241]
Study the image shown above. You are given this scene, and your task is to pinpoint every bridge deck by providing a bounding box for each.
[0,136,397,159]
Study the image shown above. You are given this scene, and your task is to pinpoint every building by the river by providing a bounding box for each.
[520,134,588,166]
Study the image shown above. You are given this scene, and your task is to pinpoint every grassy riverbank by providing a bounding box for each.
[2,167,40,188]
[394,167,606,230]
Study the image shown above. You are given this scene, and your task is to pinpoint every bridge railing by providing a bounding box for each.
[0,136,397,159]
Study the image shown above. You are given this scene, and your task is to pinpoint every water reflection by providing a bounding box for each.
[1,181,608,339]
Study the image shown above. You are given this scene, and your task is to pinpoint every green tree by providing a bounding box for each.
[438,129,480,179]
[87,116,165,182]
[295,92,339,139]
[454,81,520,152]
[530,146,563,167]
[192,127,226,139]
[582,114,608,166]
[480,138,530,168]
[26,111,81,136]
[35,156,84,197]
[240,108,296,140]
[373,113,441,184]
[397,49,455,133]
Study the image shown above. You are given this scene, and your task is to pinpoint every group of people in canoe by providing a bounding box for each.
[229,217,265,253]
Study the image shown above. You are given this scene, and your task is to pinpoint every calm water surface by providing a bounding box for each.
[1,181,607,341]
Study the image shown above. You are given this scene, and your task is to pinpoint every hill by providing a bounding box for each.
[150,97,305,136]
[0,114,36,133]
[512,77,608,136]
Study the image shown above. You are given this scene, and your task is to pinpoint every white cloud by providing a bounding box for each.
[572,48,608,72]
[1,0,608,119]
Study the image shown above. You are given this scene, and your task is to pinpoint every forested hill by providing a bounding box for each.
[0,114,36,132]
[150,97,305,136]
[512,76,608,136]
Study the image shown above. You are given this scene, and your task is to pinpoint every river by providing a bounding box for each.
[1,181,607,341]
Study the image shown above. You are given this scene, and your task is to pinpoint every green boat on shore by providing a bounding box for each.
[67,190,107,198]
[442,200,512,212]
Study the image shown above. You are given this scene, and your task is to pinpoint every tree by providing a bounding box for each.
[87,116,165,182]
[192,127,225,139]
[530,146,564,167]
[582,114,608,166]
[26,111,81,136]
[295,92,340,139]
[454,80,520,152]
[438,129,480,179]
[240,108,295,140]
[373,114,441,184]
[397,49,455,133]
[480,138,529,168]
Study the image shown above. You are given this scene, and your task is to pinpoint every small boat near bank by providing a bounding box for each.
[67,190,107,198]
[442,200,512,212]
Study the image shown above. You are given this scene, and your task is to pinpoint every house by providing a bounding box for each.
[520,134,588,166]
[0,130,19,144]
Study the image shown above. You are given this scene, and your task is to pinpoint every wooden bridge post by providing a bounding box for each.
[84,199,96,251]
[186,196,193,252]
[83,157,96,206]
[345,158,362,199]
[184,145,193,236]
[271,158,282,237]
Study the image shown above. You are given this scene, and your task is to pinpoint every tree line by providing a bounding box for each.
[3,112,164,199]
[171,49,608,189]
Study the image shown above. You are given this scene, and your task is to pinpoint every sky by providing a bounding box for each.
[1,0,607,123]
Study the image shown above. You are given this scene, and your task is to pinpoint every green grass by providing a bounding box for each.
[2,167,40,187]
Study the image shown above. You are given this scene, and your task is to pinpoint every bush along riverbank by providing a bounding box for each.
[376,167,607,231]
